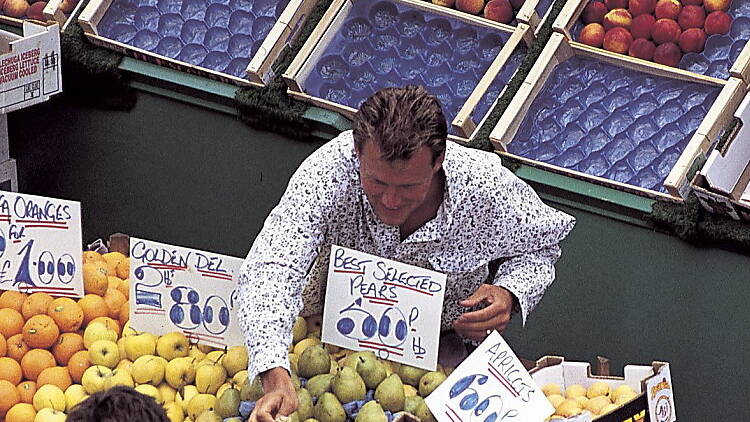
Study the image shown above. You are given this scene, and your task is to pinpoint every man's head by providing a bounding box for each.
[353,86,447,227]
[66,386,170,422]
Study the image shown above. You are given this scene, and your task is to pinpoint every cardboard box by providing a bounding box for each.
[691,92,750,221]
[283,0,532,143]
[78,0,316,87]
[530,356,675,422]
[489,32,746,200]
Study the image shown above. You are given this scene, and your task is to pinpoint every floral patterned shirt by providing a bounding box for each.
[237,131,575,380]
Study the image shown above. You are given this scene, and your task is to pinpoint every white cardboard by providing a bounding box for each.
[128,238,244,348]
[646,364,676,422]
[321,245,446,371]
[0,190,82,297]
[0,23,61,113]
[703,92,750,195]
[425,331,554,422]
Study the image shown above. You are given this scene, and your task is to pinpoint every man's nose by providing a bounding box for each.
[381,187,401,209]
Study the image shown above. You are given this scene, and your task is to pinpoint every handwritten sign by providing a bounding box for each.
[425,331,554,422]
[321,245,446,371]
[129,238,244,348]
[0,191,82,297]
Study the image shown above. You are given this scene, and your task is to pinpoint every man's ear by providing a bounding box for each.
[432,152,445,172]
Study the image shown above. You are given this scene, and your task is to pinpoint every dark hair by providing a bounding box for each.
[353,85,447,163]
[66,386,170,422]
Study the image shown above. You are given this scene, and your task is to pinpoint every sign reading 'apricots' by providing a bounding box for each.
[128,238,244,348]
[0,191,83,297]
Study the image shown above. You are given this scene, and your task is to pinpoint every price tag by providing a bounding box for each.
[129,238,244,348]
[0,191,82,297]
[321,245,446,371]
[425,331,554,422]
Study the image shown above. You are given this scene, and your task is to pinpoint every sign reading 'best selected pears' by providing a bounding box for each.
[322,245,447,371]
[0,191,82,297]
[425,331,554,422]
[129,238,244,348]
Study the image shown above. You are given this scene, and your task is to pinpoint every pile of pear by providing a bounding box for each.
[541,381,639,420]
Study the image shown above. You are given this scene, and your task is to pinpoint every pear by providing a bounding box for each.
[398,365,428,387]
[215,387,241,418]
[303,419,320,422]
[289,353,299,374]
[297,388,314,421]
[356,355,386,390]
[404,396,423,415]
[195,362,227,394]
[313,392,346,422]
[241,376,264,401]
[306,373,334,398]
[164,401,184,422]
[195,410,222,422]
[287,411,300,422]
[293,317,308,344]
[222,346,248,377]
[291,373,302,391]
[332,366,366,403]
[341,351,374,370]
[355,400,386,422]
[418,371,446,397]
[298,345,331,378]
[414,398,436,422]
[375,374,405,412]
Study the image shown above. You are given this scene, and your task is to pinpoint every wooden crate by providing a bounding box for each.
[489,32,747,200]
[283,0,533,142]
[42,0,87,31]
[78,0,316,87]
[553,0,750,83]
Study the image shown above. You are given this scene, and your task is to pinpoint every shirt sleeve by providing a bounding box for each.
[236,145,335,382]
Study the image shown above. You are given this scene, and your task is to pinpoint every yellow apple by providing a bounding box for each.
[89,340,121,368]
[34,408,67,422]
[132,355,166,385]
[222,346,248,377]
[105,368,135,389]
[116,359,133,372]
[124,332,157,361]
[166,357,197,389]
[195,362,227,394]
[83,322,118,349]
[176,385,199,410]
[33,384,66,412]
[135,384,163,404]
[188,345,206,362]
[64,384,88,411]
[157,332,190,361]
[232,370,248,387]
[158,383,177,403]
[81,365,113,394]
[186,394,216,420]
[122,322,138,337]
[164,401,185,422]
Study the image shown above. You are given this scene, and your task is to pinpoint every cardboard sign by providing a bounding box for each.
[0,191,82,297]
[129,238,244,348]
[0,23,61,113]
[425,331,554,422]
[321,245,446,371]
[646,364,676,422]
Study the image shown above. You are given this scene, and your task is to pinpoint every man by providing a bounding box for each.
[66,386,170,422]
[237,86,575,422]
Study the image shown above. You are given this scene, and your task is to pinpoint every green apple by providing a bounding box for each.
[157,332,190,361]
[187,393,217,420]
[222,346,248,377]
[164,401,185,422]
[81,365,113,394]
[65,384,89,411]
[124,332,158,361]
[33,384,66,412]
[195,362,227,394]
[34,408,67,422]
[166,357,197,389]
[131,355,166,385]
[89,339,121,368]
[105,368,135,389]
[136,384,164,404]
[83,322,118,349]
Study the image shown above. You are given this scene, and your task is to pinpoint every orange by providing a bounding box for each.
[35,366,72,391]
[119,300,129,327]
[51,332,84,366]
[20,293,54,321]
[5,335,29,362]
[5,402,36,422]
[0,333,6,357]
[77,294,108,326]
[102,252,127,269]
[102,288,127,320]
[82,251,105,264]
[0,357,22,384]
[66,350,91,383]
[116,278,129,300]
[19,349,55,381]
[22,315,59,349]
[0,380,20,416]
[88,317,121,337]
[47,298,84,333]
[0,291,28,312]
[0,309,25,339]
[115,259,130,280]
[82,262,109,295]
[15,381,36,404]
[107,276,122,291]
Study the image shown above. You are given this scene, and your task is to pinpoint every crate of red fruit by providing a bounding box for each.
[42,0,87,29]
[553,0,750,82]
[283,0,533,141]
[0,0,68,26]
[428,0,557,31]
[488,32,747,199]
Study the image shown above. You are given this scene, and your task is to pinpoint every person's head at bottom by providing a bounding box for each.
[66,386,169,422]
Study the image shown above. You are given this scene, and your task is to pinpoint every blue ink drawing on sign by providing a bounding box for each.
[170,286,201,329]
[14,239,35,287]
[203,295,230,335]
[57,254,75,284]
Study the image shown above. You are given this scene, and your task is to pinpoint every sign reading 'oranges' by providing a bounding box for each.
[0,191,83,298]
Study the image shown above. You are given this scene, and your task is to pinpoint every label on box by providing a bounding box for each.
[0,191,82,297]
[321,245,446,371]
[129,238,244,348]
[424,331,554,422]
[646,364,676,422]
[0,23,62,113]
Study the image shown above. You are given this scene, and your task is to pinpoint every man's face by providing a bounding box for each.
[358,140,443,227]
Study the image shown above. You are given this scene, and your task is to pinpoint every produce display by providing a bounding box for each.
[541,382,639,420]
[0,0,77,22]
[428,0,556,25]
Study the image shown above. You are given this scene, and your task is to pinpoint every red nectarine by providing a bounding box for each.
[628,0,656,15]
[629,38,657,59]
[677,5,705,29]
[679,27,707,52]
[654,0,682,20]
[654,42,682,66]
[456,0,485,14]
[603,27,633,53]
[484,0,514,23]
[580,23,607,47]
[652,18,682,44]
[631,13,656,38]
[704,10,732,34]
[604,8,633,30]
[703,0,731,12]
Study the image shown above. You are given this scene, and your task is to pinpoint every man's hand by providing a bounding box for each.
[249,367,298,422]
[453,284,515,342]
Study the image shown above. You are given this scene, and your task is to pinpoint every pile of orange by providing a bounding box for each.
[0,251,130,422]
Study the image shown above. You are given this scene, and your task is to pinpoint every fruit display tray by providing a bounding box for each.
[489,33,746,199]
[78,0,316,86]
[282,0,533,141]
[554,0,750,82]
